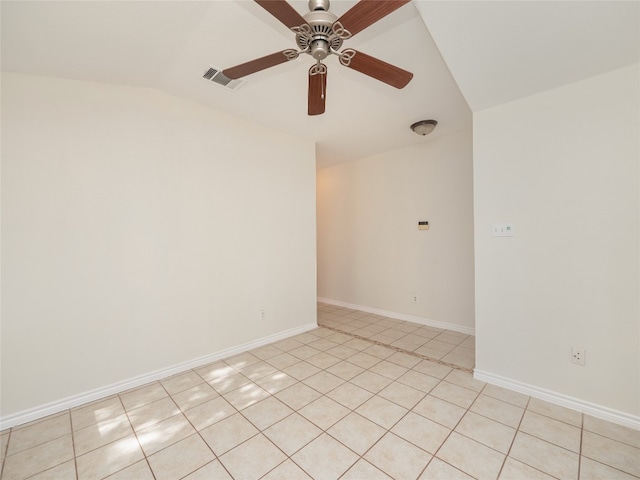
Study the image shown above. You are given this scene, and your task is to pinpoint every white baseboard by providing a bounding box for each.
[0,322,317,430]
[317,297,475,336]
[474,369,640,431]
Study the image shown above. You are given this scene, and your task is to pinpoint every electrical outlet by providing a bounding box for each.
[571,348,586,366]
[412,295,418,303]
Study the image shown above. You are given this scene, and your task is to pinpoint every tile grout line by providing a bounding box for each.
[424,385,484,480]
[499,395,586,479]
[216,338,345,479]
[1,412,74,480]
[494,393,532,479]
[212,344,330,479]
[283,328,468,479]
[0,428,10,480]
[577,411,584,480]
[286,356,399,480]
[122,374,235,479]
[80,348,281,479]
[227,331,418,479]
[6,354,446,480]
[354,400,433,479]
[319,310,472,353]
[441,382,510,476]
[69,408,79,480]
[252,407,311,479]
[184,367,243,479]
[318,324,474,374]
[582,424,640,450]
[7,318,636,480]
[115,392,157,480]
[218,356,312,477]
[6,335,465,479]
[2,318,632,478]
[157,378,226,480]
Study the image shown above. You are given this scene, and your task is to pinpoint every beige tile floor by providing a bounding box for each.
[317,304,475,371]
[2,305,639,479]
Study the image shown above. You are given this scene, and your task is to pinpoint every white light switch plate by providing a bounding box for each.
[492,223,514,237]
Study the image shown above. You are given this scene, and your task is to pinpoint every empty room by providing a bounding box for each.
[1,1,639,479]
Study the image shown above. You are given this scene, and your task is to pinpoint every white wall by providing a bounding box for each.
[473,64,639,417]
[1,73,317,417]
[317,129,475,331]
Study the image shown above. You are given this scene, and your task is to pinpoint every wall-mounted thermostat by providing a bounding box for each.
[418,221,429,231]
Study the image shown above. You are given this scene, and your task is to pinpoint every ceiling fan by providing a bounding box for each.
[221,0,413,116]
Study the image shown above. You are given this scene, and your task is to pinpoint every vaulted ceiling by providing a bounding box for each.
[2,1,638,168]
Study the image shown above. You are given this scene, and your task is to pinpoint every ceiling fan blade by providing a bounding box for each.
[335,0,411,37]
[308,66,327,116]
[223,51,295,79]
[255,0,307,29]
[341,50,413,89]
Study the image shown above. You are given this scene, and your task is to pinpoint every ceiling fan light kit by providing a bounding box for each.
[411,119,438,136]
[221,0,413,116]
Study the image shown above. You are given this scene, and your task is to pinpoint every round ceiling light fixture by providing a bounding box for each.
[410,120,438,136]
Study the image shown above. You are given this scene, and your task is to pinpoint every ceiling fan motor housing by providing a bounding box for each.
[297,3,343,60]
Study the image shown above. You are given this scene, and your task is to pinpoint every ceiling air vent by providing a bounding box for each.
[202,66,245,91]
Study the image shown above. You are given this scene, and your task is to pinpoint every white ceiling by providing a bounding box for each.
[2,1,638,169]
[415,1,640,112]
